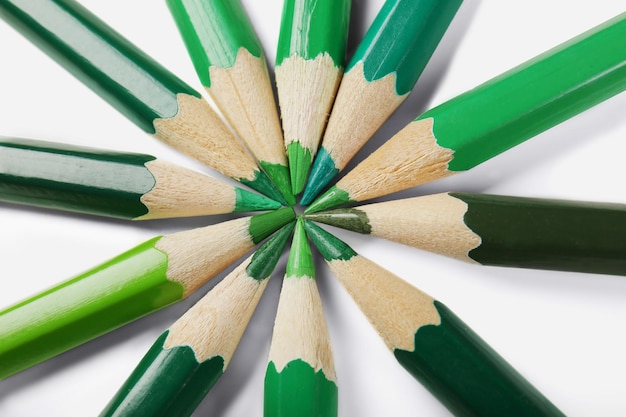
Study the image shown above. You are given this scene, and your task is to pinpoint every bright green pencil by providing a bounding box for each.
[0,207,295,379]
[304,220,565,417]
[306,12,626,213]
[275,0,351,195]
[0,137,281,219]
[166,0,295,205]
[307,192,626,275]
[264,218,337,417]
[0,0,286,203]
[100,222,295,417]
[301,0,463,205]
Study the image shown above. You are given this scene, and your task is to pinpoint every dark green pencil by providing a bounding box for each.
[304,220,565,417]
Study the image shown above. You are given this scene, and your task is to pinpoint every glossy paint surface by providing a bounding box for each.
[0,138,156,219]
[276,0,350,66]
[99,331,225,417]
[419,13,626,171]
[0,237,183,379]
[395,301,564,416]
[166,0,263,87]
[452,193,626,274]
[0,0,199,133]
[347,0,462,95]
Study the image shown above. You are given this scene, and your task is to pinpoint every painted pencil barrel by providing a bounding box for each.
[395,301,564,416]
[0,0,197,133]
[302,0,462,204]
[101,223,295,417]
[0,238,183,380]
[421,12,626,172]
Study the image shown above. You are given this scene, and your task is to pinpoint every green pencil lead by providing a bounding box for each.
[247,221,295,281]
[260,162,296,206]
[241,170,290,206]
[286,217,315,278]
[304,185,352,214]
[305,208,372,234]
[303,220,357,262]
[234,188,283,212]
[249,207,296,244]
[287,142,313,196]
[300,146,338,205]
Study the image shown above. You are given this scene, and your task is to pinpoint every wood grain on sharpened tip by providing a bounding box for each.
[166,0,295,205]
[303,220,565,417]
[307,192,626,275]
[0,207,295,379]
[100,222,295,417]
[301,0,462,205]
[275,0,351,195]
[0,138,281,220]
[305,12,626,213]
[0,0,287,204]
[264,218,337,417]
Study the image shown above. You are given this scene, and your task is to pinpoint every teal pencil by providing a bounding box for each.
[0,137,281,219]
[100,222,295,417]
[0,0,286,203]
[304,220,565,417]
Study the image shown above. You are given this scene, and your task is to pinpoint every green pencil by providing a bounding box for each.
[0,207,295,379]
[264,218,337,417]
[0,137,281,219]
[0,0,286,203]
[301,0,463,205]
[307,192,626,275]
[166,0,295,205]
[275,0,351,195]
[305,12,626,213]
[100,222,294,417]
[304,220,565,417]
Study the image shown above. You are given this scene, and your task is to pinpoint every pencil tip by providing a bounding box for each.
[286,217,315,278]
[234,188,283,212]
[304,186,351,214]
[301,147,339,205]
[249,207,296,244]
[260,162,296,206]
[287,142,313,196]
[305,208,372,234]
[240,170,290,206]
[303,220,357,262]
[247,221,295,280]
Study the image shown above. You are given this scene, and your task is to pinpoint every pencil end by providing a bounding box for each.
[303,220,357,262]
[247,221,295,280]
[248,207,296,244]
[287,142,313,196]
[233,188,283,212]
[260,161,296,206]
[301,147,339,206]
[240,170,289,206]
[286,217,315,278]
[304,186,352,214]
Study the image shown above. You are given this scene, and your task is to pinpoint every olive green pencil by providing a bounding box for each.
[166,0,295,205]
[0,0,286,203]
[100,222,295,417]
[0,137,281,219]
[0,207,295,379]
[304,220,564,417]
[306,12,626,213]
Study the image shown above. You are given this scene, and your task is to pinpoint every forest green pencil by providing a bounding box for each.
[100,222,295,417]
[302,0,462,204]
[0,137,281,219]
[0,0,286,203]
[307,192,626,275]
[306,12,626,213]
[304,220,565,417]
[264,218,337,417]
[166,0,295,205]
[0,207,295,379]
[275,0,351,195]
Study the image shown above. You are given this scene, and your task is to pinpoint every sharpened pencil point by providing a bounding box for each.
[287,142,313,196]
[304,186,352,214]
[249,207,296,244]
[260,162,296,205]
[234,188,283,212]
[303,220,356,261]
[301,146,339,205]
[241,170,290,206]
[287,218,315,278]
[247,222,295,280]
[305,208,372,234]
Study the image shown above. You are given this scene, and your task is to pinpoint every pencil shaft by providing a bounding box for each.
[306,13,626,212]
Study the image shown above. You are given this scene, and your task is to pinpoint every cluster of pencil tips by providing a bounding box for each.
[0,0,625,415]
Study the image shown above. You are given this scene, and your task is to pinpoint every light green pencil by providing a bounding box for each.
[166,0,295,205]
[275,0,351,195]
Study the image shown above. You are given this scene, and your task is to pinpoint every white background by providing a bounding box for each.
[1,1,626,416]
